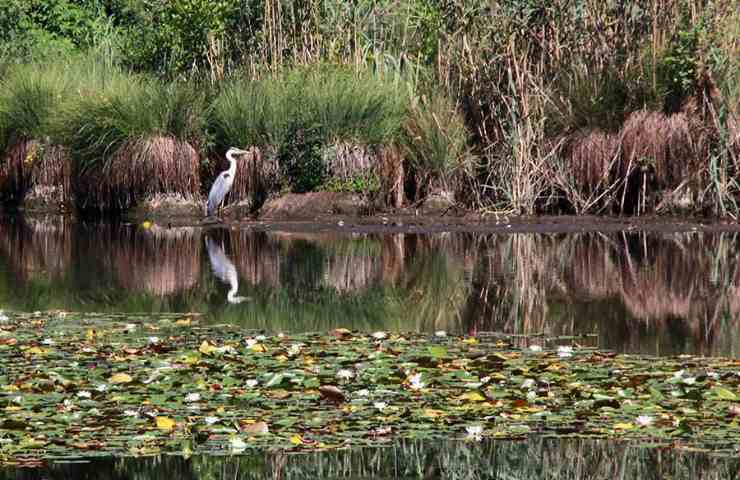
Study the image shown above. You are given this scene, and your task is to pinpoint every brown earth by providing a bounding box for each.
[129,190,740,234]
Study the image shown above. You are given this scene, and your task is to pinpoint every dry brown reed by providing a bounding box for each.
[75,135,200,211]
[112,225,200,296]
[559,130,619,197]
[218,146,280,212]
[324,143,374,180]
[619,110,707,211]
[25,142,72,210]
[0,140,32,203]
[0,139,72,210]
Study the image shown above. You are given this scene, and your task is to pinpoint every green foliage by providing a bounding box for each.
[210,74,292,148]
[278,123,326,193]
[324,173,381,194]
[61,65,206,171]
[402,91,471,182]
[212,65,410,192]
[0,0,109,61]
[657,26,701,113]
[0,61,70,153]
[548,64,663,134]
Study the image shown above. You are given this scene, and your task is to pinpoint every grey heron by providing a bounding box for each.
[205,235,247,304]
[206,147,250,217]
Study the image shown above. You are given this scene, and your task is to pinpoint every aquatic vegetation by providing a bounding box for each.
[0,311,739,465]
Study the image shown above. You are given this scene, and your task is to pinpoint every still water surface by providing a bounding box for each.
[2,438,738,480]
[1,215,738,357]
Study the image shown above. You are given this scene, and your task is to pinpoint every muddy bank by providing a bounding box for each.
[8,190,740,235]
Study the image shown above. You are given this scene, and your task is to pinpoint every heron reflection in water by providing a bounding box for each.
[205,235,247,304]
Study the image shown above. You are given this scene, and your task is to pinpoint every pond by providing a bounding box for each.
[2,438,738,479]
[1,215,739,478]
[1,215,738,357]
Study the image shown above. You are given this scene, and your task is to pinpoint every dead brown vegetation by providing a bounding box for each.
[0,139,72,210]
[74,136,200,211]
[216,146,280,213]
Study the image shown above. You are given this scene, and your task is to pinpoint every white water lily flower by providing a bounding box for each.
[185,393,201,403]
[529,345,543,352]
[374,402,388,411]
[336,369,354,380]
[123,410,138,417]
[355,389,369,397]
[277,333,285,338]
[204,416,220,425]
[125,323,137,331]
[408,373,425,390]
[435,330,447,338]
[371,331,387,340]
[229,437,247,451]
[255,335,267,341]
[42,338,54,345]
[521,379,536,389]
[673,369,685,378]
[95,384,108,392]
[557,345,574,358]
[77,391,92,399]
[683,376,697,385]
[245,338,257,347]
[465,425,483,441]
[708,371,719,380]
[527,390,537,401]
[287,344,303,356]
[0,312,8,323]
[147,336,159,345]
[246,379,259,388]
[635,415,653,427]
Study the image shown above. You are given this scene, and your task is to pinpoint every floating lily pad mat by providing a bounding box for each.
[0,311,739,466]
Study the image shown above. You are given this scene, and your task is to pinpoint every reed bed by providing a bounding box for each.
[1,0,739,215]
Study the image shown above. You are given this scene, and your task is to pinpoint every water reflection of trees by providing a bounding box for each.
[466,233,740,355]
[4,439,736,480]
[0,215,72,282]
[1,217,739,354]
[109,225,200,296]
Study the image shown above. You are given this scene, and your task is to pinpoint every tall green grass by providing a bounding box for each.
[211,65,409,150]
[0,61,71,154]
[61,68,206,172]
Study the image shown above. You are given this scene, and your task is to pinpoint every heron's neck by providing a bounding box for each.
[227,285,239,301]
[225,152,239,176]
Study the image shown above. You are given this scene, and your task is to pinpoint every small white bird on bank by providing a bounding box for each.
[206,147,250,218]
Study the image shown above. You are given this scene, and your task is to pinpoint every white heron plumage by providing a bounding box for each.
[205,236,247,304]
[206,147,249,217]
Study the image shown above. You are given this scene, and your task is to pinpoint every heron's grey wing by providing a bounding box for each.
[205,237,239,287]
[207,172,231,216]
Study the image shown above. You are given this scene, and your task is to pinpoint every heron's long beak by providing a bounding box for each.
[232,148,250,155]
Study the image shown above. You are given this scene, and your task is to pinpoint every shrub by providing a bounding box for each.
[401,91,471,196]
